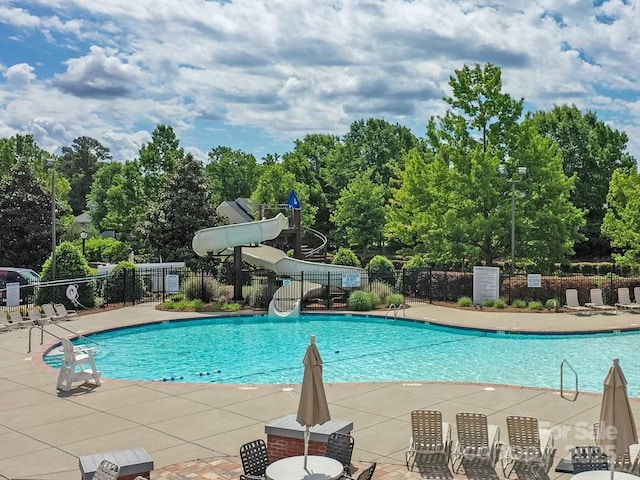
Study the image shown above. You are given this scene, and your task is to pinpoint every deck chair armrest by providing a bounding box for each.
[539,427,554,454]
[489,425,500,446]
[443,421,451,447]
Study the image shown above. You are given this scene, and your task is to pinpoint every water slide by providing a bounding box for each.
[192,213,367,316]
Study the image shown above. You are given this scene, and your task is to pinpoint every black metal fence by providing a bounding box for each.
[3,265,639,314]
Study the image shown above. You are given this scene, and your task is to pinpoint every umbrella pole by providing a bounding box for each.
[304,427,310,469]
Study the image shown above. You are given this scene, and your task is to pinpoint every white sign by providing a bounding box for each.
[342,272,361,288]
[165,274,179,294]
[527,274,542,288]
[472,266,500,305]
[6,282,20,307]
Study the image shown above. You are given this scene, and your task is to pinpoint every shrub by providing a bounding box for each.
[528,301,544,310]
[404,254,431,269]
[332,248,361,267]
[545,299,557,310]
[192,299,205,311]
[348,290,376,310]
[483,299,496,308]
[513,299,528,308]
[457,296,473,307]
[181,276,226,302]
[244,282,269,308]
[494,298,507,309]
[104,261,145,303]
[223,302,242,312]
[36,241,95,309]
[369,281,394,305]
[84,237,131,263]
[387,293,404,307]
[367,255,395,283]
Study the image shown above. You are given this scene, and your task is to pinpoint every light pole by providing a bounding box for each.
[46,159,57,280]
[80,230,88,257]
[499,165,527,275]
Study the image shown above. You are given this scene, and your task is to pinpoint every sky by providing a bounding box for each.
[0,0,639,163]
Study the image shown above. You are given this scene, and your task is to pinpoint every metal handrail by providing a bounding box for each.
[385,303,406,320]
[302,228,328,259]
[560,358,579,401]
[28,321,99,353]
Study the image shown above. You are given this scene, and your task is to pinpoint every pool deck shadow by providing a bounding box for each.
[0,303,638,480]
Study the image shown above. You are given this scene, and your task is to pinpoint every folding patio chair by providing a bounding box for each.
[239,439,270,480]
[589,288,617,314]
[500,415,554,478]
[564,289,595,315]
[451,412,500,472]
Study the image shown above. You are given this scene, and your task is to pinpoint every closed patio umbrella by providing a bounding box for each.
[597,358,638,480]
[296,335,331,469]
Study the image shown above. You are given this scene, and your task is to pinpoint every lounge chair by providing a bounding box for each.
[27,307,48,324]
[9,309,36,328]
[239,439,270,480]
[325,432,355,475]
[594,422,640,474]
[405,409,451,470]
[54,303,79,320]
[615,288,640,311]
[635,287,640,305]
[564,289,595,315]
[346,462,376,480]
[500,415,554,478]
[55,337,101,391]
[41,303,66,322]
[588,288,617,314]
[451,412,500,472]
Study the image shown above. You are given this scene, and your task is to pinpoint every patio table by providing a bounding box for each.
[266,455,343,480]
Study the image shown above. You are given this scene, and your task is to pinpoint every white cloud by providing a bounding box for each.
[3,63,36,86]
[0,0,638,161]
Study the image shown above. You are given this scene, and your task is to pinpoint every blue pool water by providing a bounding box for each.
[43,314,640,395]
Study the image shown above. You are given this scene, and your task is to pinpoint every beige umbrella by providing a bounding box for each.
[296,335,331,469]
[597,358,638,480]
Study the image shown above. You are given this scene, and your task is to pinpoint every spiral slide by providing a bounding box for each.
[192,213,366,316]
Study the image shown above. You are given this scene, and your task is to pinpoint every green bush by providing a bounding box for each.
[387,293,404,307]
[494,298,507,309]
[457,296,473,307]
[36,242,95,309]
[368,281,394,305]
[367,255,395,282]
[244,282,269,308]
[483,299,496,307]
[545,299,558,310]
[513,299,528,308]
[348,290,376,310]
[528,301,544,310]
[181,276,227,302]
[332,248,361,267]
[84,237,131,263]
[105,261,145,303]
[192,299,205,311]
[404,254,431,269]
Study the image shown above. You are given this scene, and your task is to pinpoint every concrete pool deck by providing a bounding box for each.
[1,303,639,480]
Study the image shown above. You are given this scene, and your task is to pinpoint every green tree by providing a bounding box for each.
[36,242,95,309]
[0,134,53,181]
[58,136,111,215]
[331,171,386,254]
[0,161,66,268]
[204,146,260,204]
[103,161,145,238]
[387,63,584,267]
[602,169,640,264]
[140,154,223,267]
[88,162,123,231]
[139,125,184,203]
[529,105,636,257]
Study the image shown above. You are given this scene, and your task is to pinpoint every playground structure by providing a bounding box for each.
[192,195,367,317]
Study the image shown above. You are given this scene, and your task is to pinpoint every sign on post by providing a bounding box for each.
[165,274,179,294]
[527,274,542,288]
[342,272,361,288]
[472,266,500,305]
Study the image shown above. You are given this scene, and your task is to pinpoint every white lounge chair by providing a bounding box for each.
[405,409,451,470]
[615,288,640,311]
[27,307,48,324]
[56,338,101,391]
[54,303,79,320]
[500,415,554,478]
[41,303,65,322]
[588,288,617,314]
[451,412,500,472]
[564,289,595,315]
[9,309,36,328]
[635,287,640,305]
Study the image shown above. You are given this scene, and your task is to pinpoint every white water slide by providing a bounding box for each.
[192,213,367,317]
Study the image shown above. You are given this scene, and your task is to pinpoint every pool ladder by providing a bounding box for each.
[560,359,579,401]
[385,303,406,320]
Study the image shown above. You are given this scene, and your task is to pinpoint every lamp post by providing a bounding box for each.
[46,160,57,280]
[80,230,88,257]
[499,165,527,275]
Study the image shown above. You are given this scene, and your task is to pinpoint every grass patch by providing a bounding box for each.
[457,296,473,307]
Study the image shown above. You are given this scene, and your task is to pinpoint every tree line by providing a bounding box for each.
[0,63,638,272]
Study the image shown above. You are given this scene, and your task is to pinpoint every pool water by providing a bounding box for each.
[43,314,640,395]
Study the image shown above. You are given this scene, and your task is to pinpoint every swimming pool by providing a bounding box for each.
[43,314,640,395]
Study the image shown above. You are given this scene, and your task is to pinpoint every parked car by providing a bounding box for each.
[0,267,40,305]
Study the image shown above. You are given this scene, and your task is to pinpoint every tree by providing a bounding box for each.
[140,153,223,267]
[204,146,260,204]
[139,125,184,203]
[0,134,53,181]
[58,136,111,215]
[0,161,66,268]
[331,171,386,254]
[387,63,584,267]
[601,168,640,264]
[529,105,636,258]
[88,161,123,231]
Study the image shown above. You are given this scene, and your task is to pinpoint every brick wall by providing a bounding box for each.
[267,435,327,461]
